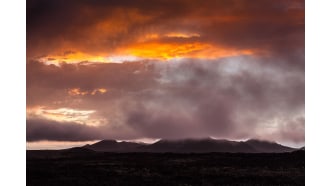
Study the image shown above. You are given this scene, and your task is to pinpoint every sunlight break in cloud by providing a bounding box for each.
[27,107,106,127]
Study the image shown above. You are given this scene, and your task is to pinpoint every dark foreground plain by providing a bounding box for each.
[27,150,304,186]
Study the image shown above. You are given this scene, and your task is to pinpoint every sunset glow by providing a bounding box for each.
[27,107,105,127]
[68,88,107,96]
[27,0,304,149]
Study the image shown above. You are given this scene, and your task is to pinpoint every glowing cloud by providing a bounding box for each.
[68,88,108,96]
[165,32,200,38]
[38,52,111,65]
[27,107,106,127]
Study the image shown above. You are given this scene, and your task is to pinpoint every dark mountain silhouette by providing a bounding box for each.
[245,139,296,153]
[64,146,95,153]
[83,139,146,152]
[80,138,297,153]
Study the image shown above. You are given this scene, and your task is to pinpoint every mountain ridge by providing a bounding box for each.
[76,138,297,153]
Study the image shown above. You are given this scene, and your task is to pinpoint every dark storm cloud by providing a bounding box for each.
[27,0,304,67]
[27,118,103,141]
[26,117,143,142]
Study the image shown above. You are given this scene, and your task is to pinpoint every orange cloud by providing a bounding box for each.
[91,88,107,95]
[120,41,256,60]
[39,52,110,65]
[38,43,256,65]
[164,32,200,38]
[123,42,209,60]
[37,40,257,64]
[28,0,304,64]
[68,88,108,96]
[68,88,89,96]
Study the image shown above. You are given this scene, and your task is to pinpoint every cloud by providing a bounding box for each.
[26,0,304,145]
[121,58,304,142]
[26,60,158,106]
[260,117,305,144]
[26,56,304,144]
[27,0,304,66]
[27,118,102,141]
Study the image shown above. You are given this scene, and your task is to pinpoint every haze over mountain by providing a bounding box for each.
[76,138,297,153]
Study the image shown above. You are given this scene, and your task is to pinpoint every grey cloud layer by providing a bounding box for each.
[27,56,304,144]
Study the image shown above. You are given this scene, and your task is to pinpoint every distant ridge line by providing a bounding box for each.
[74,138,298,153]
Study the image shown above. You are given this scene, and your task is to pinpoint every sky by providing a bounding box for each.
[26,0,305,149]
